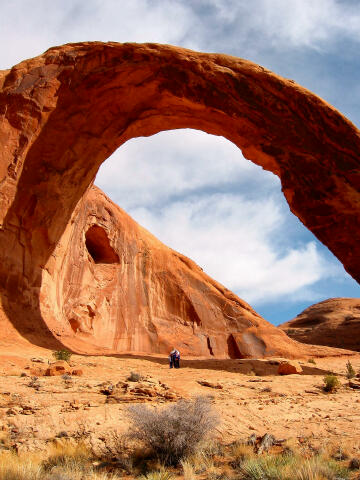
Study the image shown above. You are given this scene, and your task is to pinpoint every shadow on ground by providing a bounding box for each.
[105,354,332,376]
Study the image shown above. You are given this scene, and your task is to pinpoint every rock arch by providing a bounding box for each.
[0,42,359,354]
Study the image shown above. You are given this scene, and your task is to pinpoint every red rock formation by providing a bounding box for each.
[0,42,359,356]
[46,185,343,357]
[280,298,360,352]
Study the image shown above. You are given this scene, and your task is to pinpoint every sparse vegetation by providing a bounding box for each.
[323,373,341,392]
[346,360,356,379]
[126,396,220,465]
[52,349,72,362]
[127,371,144,382]
[138,469,174,480]
[308,358,316,364]
[0,433,357,480]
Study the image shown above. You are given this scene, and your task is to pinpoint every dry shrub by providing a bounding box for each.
[296,456,349,480]
[229,442,254,469]
[0,451,43,480]
[126,396,219,465]
[235,449,350,480]
[127,372,144,382]
[181,459,196,480]
[43,439,90,472]
[138,469,174,480]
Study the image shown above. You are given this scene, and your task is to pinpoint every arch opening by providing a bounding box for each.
[96,128,360,326]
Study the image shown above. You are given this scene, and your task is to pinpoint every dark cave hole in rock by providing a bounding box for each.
[69,318,80,333]
[227,334,244,359]
[85,225,119,264]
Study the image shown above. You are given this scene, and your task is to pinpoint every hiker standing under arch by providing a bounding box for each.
[169,348,180,368]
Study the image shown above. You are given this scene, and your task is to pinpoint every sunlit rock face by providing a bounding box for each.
[52,185,309,357]
[0,42,359,356]
[280,298,360,352]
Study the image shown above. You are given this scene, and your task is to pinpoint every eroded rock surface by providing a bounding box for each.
[48,185,338,358]
[0,42,359,356]
[280,298,360,352]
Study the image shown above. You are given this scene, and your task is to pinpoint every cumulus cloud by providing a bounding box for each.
[2,0,360,69]
[128,192,337,304]
[0,0,195,69]
[96,130,276,209]
[187,0,360,52]
[96,130,341,305]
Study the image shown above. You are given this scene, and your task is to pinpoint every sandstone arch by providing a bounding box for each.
[0,42,359,355]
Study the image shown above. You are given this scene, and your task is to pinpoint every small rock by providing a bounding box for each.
[71,368,83,376]
[349,380,360,390]
[31,357,46,364]
[197,380,223,389]
[349,458,360,470]
[45,361,71,376]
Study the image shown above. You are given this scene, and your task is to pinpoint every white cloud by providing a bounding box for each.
[0,0,195,69]
[128,192,336,304]
[95,129,347,306]
[2,0,360,70]
[96,129,277,209]
[195,0,360,51]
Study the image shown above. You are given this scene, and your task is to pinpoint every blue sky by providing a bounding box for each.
[1,0,359,324]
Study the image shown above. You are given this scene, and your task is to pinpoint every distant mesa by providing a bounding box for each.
[0,42,359,357]
[280,298,360,352]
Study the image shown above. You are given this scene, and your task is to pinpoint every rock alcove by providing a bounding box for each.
[85,225,119,264]
[0,42,359,356]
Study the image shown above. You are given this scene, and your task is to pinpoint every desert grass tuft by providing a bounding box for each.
[180,459,196,480]
[0,451,43,480]
[137,468,174,480]
[43,438,91,472]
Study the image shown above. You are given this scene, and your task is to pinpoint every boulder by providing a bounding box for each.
[45,361,71,376]
[278,361,303,375]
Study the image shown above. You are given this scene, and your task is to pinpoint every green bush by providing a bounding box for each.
[323,374,340,392]
[346,360,356,379]
[52,349,72,363]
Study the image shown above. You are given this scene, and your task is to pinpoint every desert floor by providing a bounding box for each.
[0,345,360,456]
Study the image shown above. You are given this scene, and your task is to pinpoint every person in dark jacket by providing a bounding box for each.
[169,348,180,368]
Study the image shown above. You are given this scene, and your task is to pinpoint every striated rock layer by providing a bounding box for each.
[280,298,360,352]
[0,42,359,356]
[42,185,345,358]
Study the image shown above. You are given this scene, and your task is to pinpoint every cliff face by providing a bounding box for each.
[280,298,360,352]
[0,42,359,356]
[43,185,321,358]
